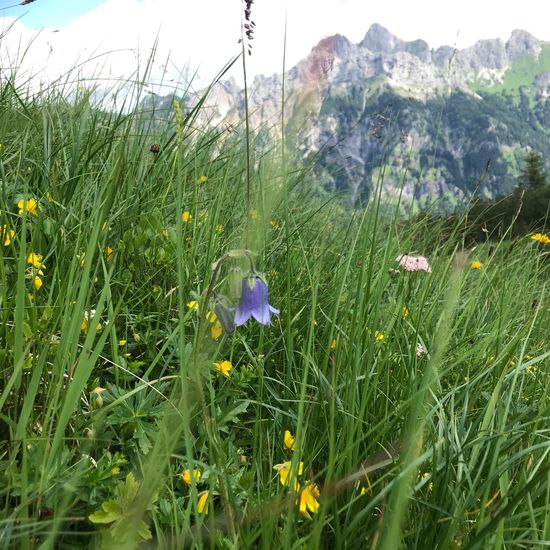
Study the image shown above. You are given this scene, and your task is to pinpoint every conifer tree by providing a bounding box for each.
[518,149,548,190]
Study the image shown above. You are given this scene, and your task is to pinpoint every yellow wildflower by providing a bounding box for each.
[206,311,217,323]
[1,225,15,246]
[182,211,192,223]
[215,224,224,234]
[330,339,337,350]
[103,246,113,262]
[284,430,295,451]
[273,461,303,490]
[27,252,44,269]
[197,175,208,185]
[526,364,536,373]
[374,331,385,342]
[402,306,409,318]
[118,339,127,346]
[81,310,96,334]
[197,490,210,514]
[181,468,202,485]
[530,233,550,244]
[211,321,223,340]
[18,198,38,216]
[420,472,433,492]
[187,300,199,310]
[297,483,320,519]
[355,475,372,496]
[214,360,232,378]
[471,260,482,269]
[33,276,43,291]
[111,467,120,476]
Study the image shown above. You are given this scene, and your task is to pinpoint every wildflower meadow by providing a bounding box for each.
[1,44,550,550]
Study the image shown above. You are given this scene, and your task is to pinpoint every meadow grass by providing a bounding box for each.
[0,61,549,550]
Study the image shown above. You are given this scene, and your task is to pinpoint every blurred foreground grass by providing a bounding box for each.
[0,71,549,549]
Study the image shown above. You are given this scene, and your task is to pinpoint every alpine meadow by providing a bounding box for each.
[1,2,550,549]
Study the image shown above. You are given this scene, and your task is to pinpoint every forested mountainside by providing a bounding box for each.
[149,24,550,208]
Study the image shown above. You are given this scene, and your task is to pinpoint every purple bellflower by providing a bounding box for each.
[234,275,279,326]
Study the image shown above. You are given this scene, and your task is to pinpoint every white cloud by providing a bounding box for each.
[1,0,550,96]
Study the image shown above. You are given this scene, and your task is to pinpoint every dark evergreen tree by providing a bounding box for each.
[517,150,548,190]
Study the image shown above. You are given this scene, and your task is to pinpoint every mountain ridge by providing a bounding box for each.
[153,24,550,208]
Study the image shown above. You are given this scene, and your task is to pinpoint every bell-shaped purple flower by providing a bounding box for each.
[235,275,279,326]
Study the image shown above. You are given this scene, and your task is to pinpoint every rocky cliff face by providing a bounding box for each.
[163,25,550,208]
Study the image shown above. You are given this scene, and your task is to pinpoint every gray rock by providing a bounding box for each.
[506,29,541,59]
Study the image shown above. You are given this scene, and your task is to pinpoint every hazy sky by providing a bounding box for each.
[2,0,550,91]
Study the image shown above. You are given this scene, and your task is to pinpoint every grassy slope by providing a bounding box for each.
[473,45,550,94]
[0,76,549,550]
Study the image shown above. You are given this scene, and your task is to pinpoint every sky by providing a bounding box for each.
[1,0,550,94]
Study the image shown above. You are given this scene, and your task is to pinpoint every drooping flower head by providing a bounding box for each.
[33,276,43,290]
[284,430,295,451]
[297,483,320,519]
[197,490,210,514]
[396,254,432,273]
[1,225,15,246]
[235,274,279,326]
[273,461,303,490]
[214,302,236,334]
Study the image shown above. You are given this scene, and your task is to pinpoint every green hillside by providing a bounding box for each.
[474,45,550,93]
[311,82,550,207]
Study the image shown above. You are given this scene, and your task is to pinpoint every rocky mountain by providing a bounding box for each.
[157,24,550,209]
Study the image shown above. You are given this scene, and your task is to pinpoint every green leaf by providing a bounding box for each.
[88,500,122,524]
[137,520,152,541]
[216,400,250,427]
[118,472,139,505]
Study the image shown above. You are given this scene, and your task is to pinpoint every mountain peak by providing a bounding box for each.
[359,24,432,62]
[314,33,353,56]
[506,29,541,59]
[360,23,402,53]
